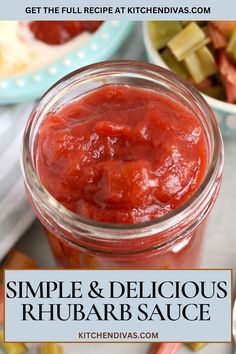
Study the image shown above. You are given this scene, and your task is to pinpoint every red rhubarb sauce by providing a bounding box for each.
[37,85,208,224]
[36,84,208,269]
[29,21,103,45]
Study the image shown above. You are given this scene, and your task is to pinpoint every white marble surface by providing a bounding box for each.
[12,135,236,354]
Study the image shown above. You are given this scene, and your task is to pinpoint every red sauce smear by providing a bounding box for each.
[37,85,208,224]
[29,21,103,45]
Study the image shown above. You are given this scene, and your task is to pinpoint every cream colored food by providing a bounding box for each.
[0,21,91,77]
[0,22,32,76]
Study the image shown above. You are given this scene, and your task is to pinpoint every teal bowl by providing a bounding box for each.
[143,22,236,140]
[0,21,133,105]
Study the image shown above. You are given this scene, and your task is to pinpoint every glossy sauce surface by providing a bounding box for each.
[37,85,208,224]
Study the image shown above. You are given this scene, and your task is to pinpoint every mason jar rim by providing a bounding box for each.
[21,60,224,240]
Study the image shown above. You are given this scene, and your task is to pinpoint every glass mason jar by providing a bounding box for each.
[21,61,223,270]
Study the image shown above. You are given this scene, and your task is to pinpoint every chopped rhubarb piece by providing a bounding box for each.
[187,342,207,351]
[218,51,236,85]
[207,23,227,49]
[221,76,236,103]
[0,250,38,324]
[212,21,236,38]
[149,343,182,354]
[226,28,236,63]
[40,343,63,354]
[218,51,236,102]
[0,331,27,354]
[0,249,38,282]
[189,77,213,91]
[3,249,37,271]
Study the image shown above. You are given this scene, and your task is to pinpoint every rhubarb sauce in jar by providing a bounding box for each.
[22,61,223,270]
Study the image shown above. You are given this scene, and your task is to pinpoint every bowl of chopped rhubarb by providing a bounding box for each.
[0,21,133,104]
[143,20,236,139]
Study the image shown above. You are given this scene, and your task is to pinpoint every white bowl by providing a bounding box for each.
[143,21,236,139]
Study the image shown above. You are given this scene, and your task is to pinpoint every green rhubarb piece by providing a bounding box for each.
[184,52,205,83]
[186,343,207,351]
[196,46,217,75]
[226,27,236,63]
[167,22,209,61]
[148,21,182,50]
[161,48,189,79]
[184,46,217,83]
[0,331,27,354]
[39,343,64,354]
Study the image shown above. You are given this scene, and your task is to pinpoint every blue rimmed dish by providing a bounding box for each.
[0,21,133,105]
